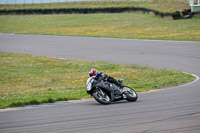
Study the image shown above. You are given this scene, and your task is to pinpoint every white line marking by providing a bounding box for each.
[144,72,200,93]
[182,72,200,86]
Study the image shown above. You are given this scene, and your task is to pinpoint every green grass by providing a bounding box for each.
[0,0,190,13]
[0,13,200,41]
[0,52,195,108]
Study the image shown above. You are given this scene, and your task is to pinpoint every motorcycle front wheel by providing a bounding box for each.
[92,88,111,105]
[123,87,138,102]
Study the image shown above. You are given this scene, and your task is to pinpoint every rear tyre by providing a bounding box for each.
[92,89,111,105]
[123,87,138,102]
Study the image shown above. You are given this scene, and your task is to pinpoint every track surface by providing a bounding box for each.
[0,34,200,133]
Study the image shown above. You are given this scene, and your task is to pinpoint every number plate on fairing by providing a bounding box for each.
[87,83,92,91]
[86,77,94,91]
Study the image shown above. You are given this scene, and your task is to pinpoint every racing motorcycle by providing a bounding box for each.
[86,77,138,105]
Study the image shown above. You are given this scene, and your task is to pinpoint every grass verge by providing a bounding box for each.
[0,52,195,108]
[0,12,200,41]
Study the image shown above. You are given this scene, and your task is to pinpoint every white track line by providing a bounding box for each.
[182,72,200,86]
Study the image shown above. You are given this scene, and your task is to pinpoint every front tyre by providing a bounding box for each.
[123,87,138,102]
[92,89,111,105]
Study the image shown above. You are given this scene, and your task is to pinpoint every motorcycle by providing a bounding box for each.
[86,77,138,105]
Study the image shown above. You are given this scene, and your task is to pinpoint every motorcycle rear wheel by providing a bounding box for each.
[123,87,138,102]
[92,89,111,105]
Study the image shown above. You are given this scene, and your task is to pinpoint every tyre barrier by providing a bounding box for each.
[0,7,198,20]
[171,9,200,20]
[0,7,171,17]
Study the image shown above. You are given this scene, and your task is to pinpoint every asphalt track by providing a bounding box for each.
[0,34,200,133]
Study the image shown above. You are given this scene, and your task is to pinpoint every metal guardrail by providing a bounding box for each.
[1,0,77,4]
[0,0,143,5]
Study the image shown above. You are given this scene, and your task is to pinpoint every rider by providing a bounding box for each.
[89,68,123,88]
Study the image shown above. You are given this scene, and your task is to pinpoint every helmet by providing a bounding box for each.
[89,69,98,77]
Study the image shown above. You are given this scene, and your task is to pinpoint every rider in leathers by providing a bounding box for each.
[89,69,123,101]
